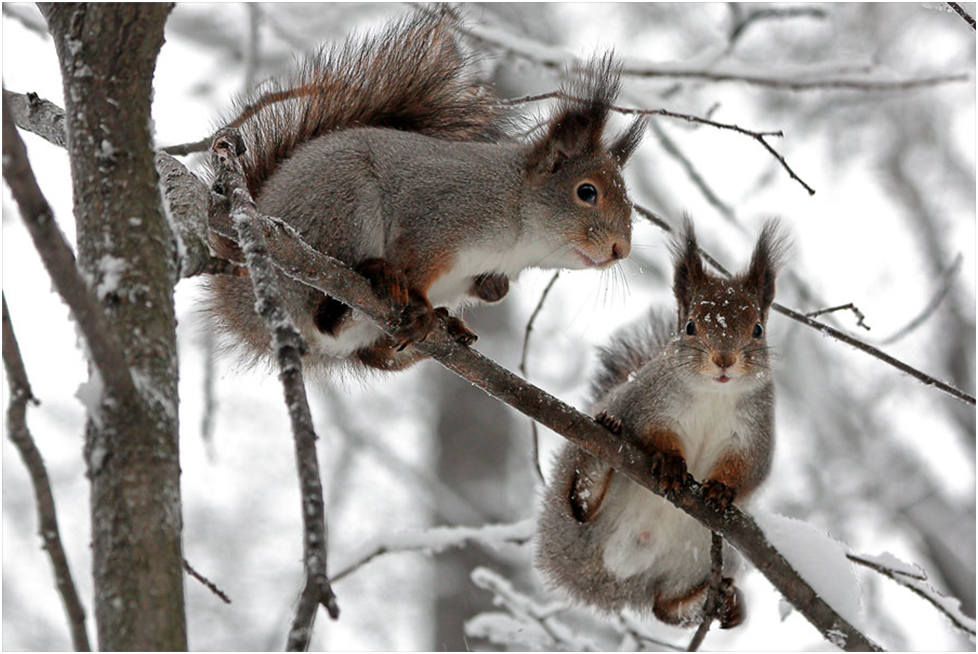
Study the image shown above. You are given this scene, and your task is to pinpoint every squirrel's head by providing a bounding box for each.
[671,218,788,387]
[523,55,645,271]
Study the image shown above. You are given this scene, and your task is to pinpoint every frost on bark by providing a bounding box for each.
[39,4,186,650]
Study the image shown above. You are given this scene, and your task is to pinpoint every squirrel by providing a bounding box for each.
[534,218,787,629]
[205,10,646,372]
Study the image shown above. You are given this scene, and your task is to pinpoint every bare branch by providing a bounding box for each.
[2,295,92,652]
[182,559,232,605]
[519,271,561,485]
[804,303,871,331]
[946,2,977,29]
[775,302,974,405]
[1,92,140,407]
[849,553,976,637]
[209,129,339,651]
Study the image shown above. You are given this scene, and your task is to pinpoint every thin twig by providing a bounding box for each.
[880,254,962,345]
[2,295,92,652]
[501,91,816,195]
[728,6,828,47]
[631,203,975,407]
[946,2,977,29]
[804,303,871,331]
[648,119,738,222]
[519,271,561,485]
[1,92,140,407]
[210,129,339,651]
[687,532,725,651]
[183,558,232,605]
[849,553,976,637]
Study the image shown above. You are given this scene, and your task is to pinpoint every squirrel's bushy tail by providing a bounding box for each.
[223,10,504,198]
[590,310,673,404]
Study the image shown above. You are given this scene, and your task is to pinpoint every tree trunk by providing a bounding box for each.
[40,4,186,650]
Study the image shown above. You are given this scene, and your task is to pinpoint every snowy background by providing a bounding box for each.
[2,3,975,651]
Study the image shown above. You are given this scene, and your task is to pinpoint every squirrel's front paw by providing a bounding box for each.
[718,577,744,629]
[434,307,478,346]
[702,480,736,511]
[650,451,687,495]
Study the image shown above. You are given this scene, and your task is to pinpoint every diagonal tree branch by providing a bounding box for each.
[2,295,91,652]
[203,181,882,651]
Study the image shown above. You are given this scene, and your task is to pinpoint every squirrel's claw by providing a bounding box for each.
[702,479,736,511]
[650,451,688,495]
[434,307,478,346]
[595,411,623,435]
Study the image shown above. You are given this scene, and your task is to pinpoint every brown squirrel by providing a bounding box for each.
[535,218,787,629]
[205,10,645,372]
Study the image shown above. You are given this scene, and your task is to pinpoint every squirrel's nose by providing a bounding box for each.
[713,352,736,370]
[611,239,630,261]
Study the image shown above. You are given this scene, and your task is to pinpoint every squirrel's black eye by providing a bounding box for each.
[752,323,764,338]
[685,319,696,336]
[576,183,598,205]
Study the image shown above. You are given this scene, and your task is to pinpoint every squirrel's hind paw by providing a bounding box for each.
[718,578,745,629]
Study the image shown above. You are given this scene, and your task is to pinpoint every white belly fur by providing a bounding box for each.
[602,386,746,587]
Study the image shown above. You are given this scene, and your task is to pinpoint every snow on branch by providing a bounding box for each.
[332,519,535,583]
[849,552,977,639]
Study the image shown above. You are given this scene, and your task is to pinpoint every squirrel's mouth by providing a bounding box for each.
[713,374,732,383]
[574,249,616,269]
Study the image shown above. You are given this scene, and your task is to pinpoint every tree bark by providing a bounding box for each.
[39,4,186,650]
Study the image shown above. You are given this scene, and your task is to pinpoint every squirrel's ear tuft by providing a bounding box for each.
[671,216,705,318]
[610,116,646,164]
[527,54,621,175]
[743,219,789,315]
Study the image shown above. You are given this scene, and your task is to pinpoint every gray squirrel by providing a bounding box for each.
[535,218,787,628]
[206,10,645,372]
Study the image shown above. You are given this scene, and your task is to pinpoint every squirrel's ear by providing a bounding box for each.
[743,219,789,315]
[527,55,620,175]
[609,116,646,164]
[671,217,705,317]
